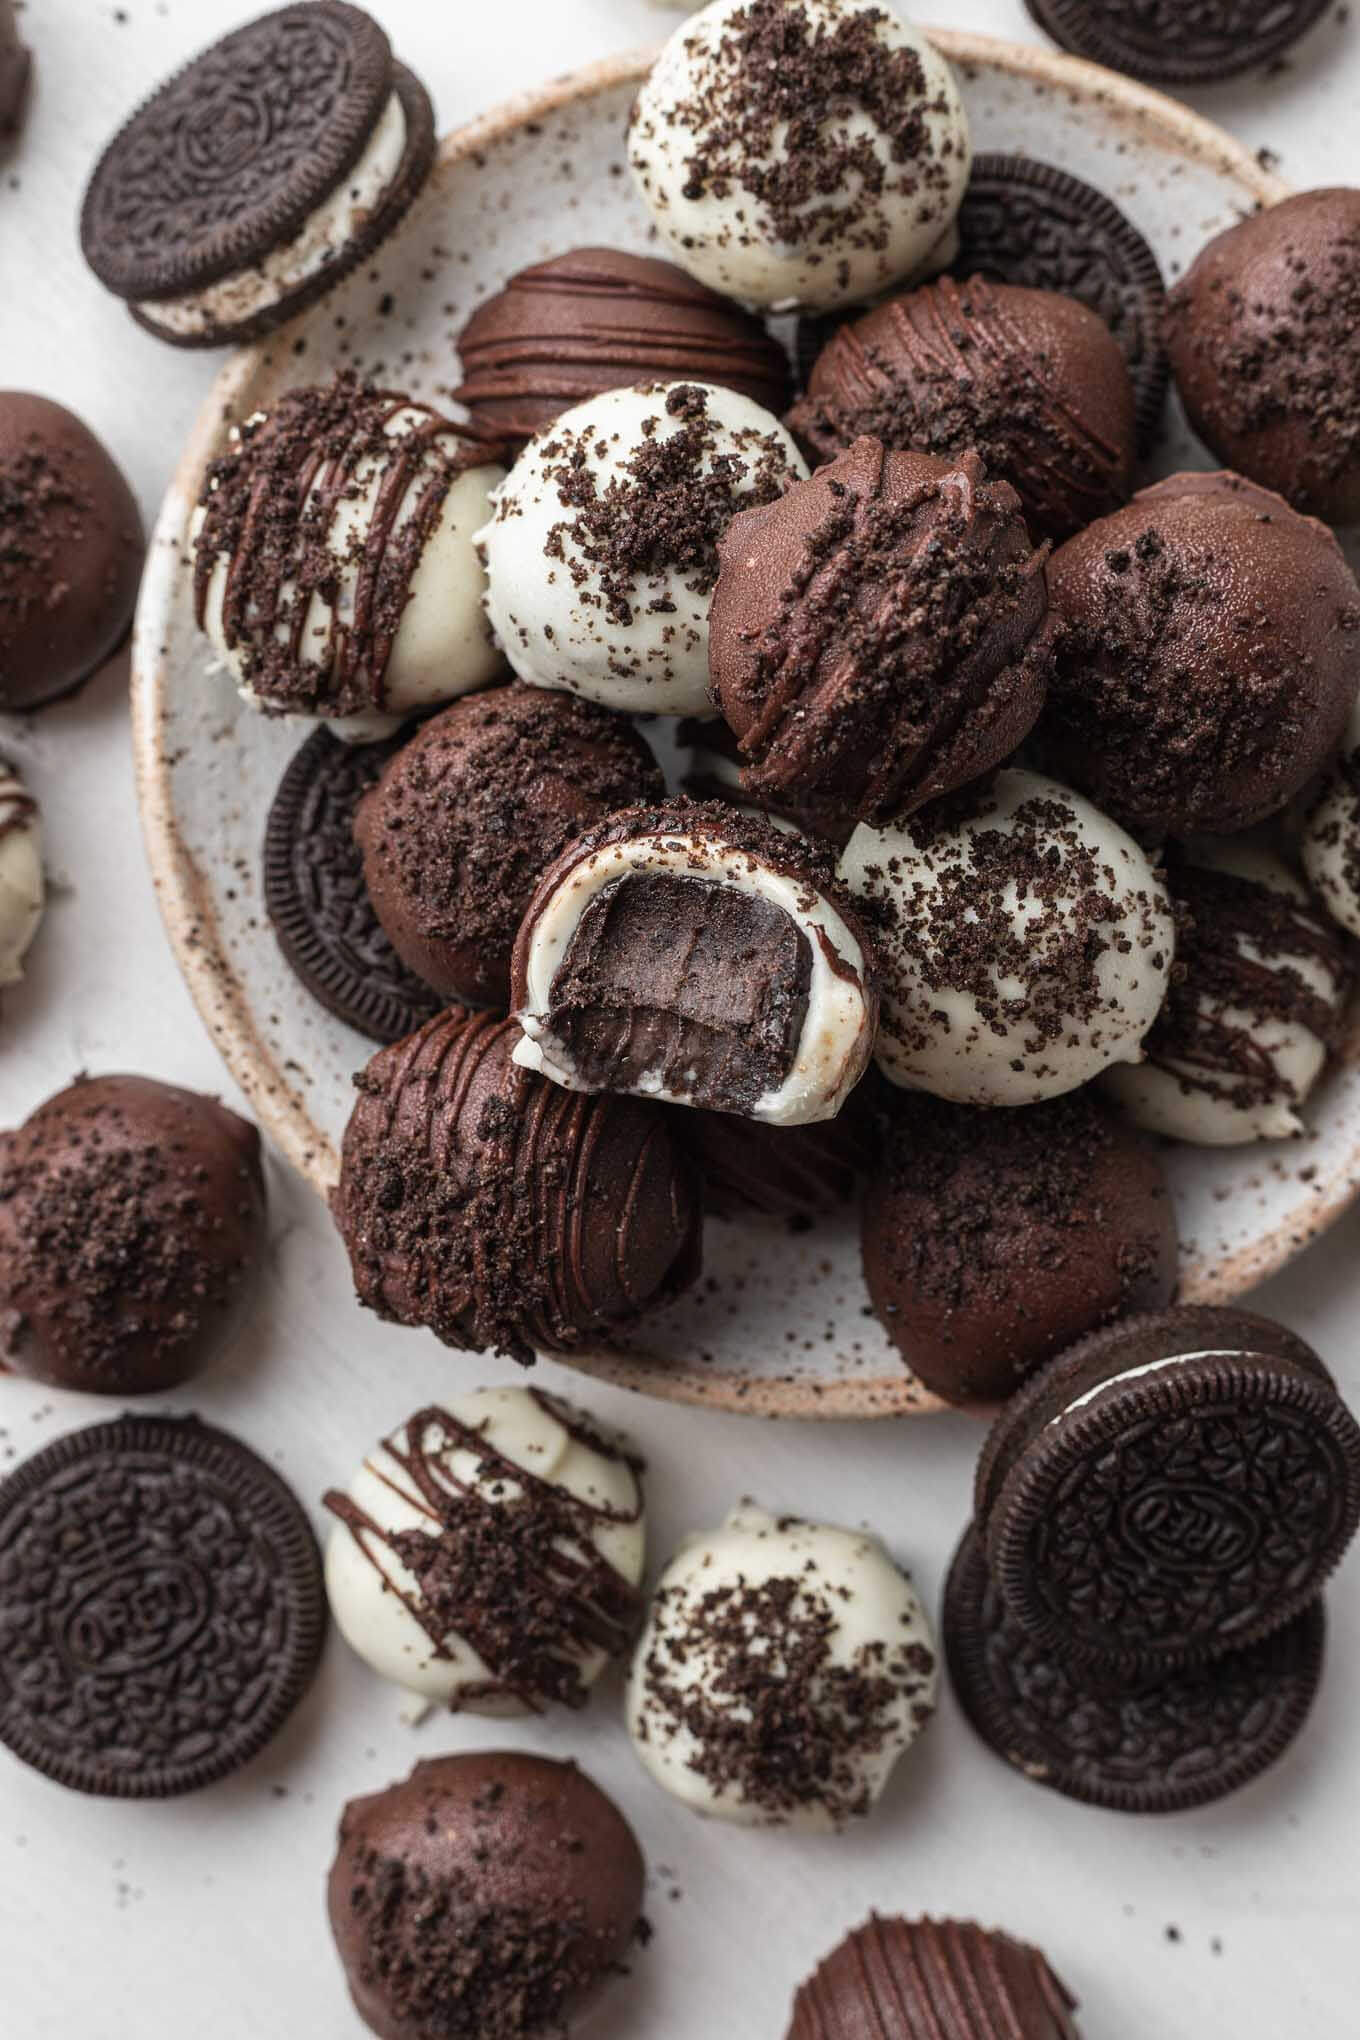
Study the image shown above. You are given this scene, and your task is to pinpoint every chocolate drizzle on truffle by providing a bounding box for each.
[323,1394,642,1713]
[786,1913,1082,2040]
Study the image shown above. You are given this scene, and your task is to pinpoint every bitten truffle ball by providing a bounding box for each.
[839,767,1174,1107]
[1165,189,1360,524]
[862,1091,1178,1406]
[0,392,143,711]
[327,1752,645,2040]
[628,0,971,312]
[331,1007,700,1363]
[1041,471,1360,836]
[354,684,663,1009]
[710,438,1053,827]
[787,276,1136,542]
[0,1075,266,1395]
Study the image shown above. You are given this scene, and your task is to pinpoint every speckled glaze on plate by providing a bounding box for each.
[133,37,1360,1421]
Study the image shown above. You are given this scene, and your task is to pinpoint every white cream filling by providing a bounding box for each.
[512,831,872,1125]
[0,771,43,987]
[1053,1350,1239,1425]
[136,91,408,336]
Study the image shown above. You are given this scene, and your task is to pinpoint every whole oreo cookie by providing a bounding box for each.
[265,726,440,1044]
[80,4,435,347]
[1024,0,1330,87]
[0,1414,326,1797]
[975,1306,1360,1673]
[944,1526,1325,1815]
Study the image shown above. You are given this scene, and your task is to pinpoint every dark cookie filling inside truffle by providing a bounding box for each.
[546,873,813,1113]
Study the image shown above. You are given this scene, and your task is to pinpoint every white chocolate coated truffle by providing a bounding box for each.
[477,381,806,717]
[324,1386,645,1715]
[194,387,505,739]
[626,1502,937,1829]
[628,0,971,312]
[840,767,1175,1106]
[1302,699,1360,939]
[0,761,43,987]
[1102,840,1350,1146]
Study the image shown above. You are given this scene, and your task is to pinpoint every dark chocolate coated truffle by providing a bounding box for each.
[354,684,663,1009]
[453,245,792,447]
[862,1090,1178,1406]
[710,439,1053,828]
[682,1088,876,1222]
[332,1006,700,1364]
[328,1751,645,2040]
[787,275,1136,542]
[1165,189,1360,524]
[0,393,144,710]
[786,1914,1081,2040]
[1041,471,1360,836]
[0,1074,266,1395]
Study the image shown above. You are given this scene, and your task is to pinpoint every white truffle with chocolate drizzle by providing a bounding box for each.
[0,759,43,988]
[191,375,505,739]
[323,1386,645,1715]
[475,380,806,719]
[626,1502,937,1830]
[840,767,1175,1107]
[1101,840,1352,1147]
[627,0,970,313]
[509,799,878,1125]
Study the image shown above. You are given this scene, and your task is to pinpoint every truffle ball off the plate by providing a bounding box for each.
[839,767,1175,1106]
[786,1915,1082,2040]
[710,438,1054,828]
[628,0,971,312]
[477,380,806,718]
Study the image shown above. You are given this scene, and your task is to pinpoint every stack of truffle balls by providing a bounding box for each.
[177,0,1360,1420]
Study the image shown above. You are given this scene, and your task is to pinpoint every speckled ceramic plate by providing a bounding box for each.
[132,35,1360,1421]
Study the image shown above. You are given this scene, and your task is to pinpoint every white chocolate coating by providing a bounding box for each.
[196,402,504,735]
[626,1502,937,1830]
[840,767,1175,1107]
[1101,840,1347,1146]
[135,92,408,339]
[512,825,874,1123]
[1302,699,1360,939]
[0,761,43,988]
[476,381,806,717]
[324,1386,645,1716]
[628,0,971,312]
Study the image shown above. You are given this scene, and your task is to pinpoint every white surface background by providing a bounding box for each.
[2,4,1359,2036]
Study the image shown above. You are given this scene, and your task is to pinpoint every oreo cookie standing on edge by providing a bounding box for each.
[1024,0,1331,87]
[944,1526,1326,1816]
[265,726,440,1044]
[0,1415,326,1797]
[80,3,436,349]
[975,1306,1360,1675]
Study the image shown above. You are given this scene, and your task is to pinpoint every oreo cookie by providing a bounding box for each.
[975,1306,1360,1674]
[1024,0,1330,87]
[0,1415,326,1797]
[80,3,435,348]
[265,726,440,1044]
[944,1526,1325,1815]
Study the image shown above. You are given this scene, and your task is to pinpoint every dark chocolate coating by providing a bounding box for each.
[453,246,791,447]
[1041,470,1360,836]
[787,276,1135,542]
[0,1075,266,1396]
[710,439,1053,828]
[331,1006,700,1364]
[0,392,144,710]
[327,1751,645,2040]
[1166,189,1360,524]
[862,1091,1178,1407]
[682,1083,877,1222]
[786,1913,1082,2040]
[354,684,663,1009]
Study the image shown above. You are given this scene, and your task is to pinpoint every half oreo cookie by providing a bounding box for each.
[80,2,435,348]
[0,1414,326,1797]
[1024,0,1331,87]
[944,1525,1325,1815]
[975,1306,1360,1675]
[265,725,441,1044]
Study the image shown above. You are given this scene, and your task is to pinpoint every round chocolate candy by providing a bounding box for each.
[786,1913,1082,2040]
